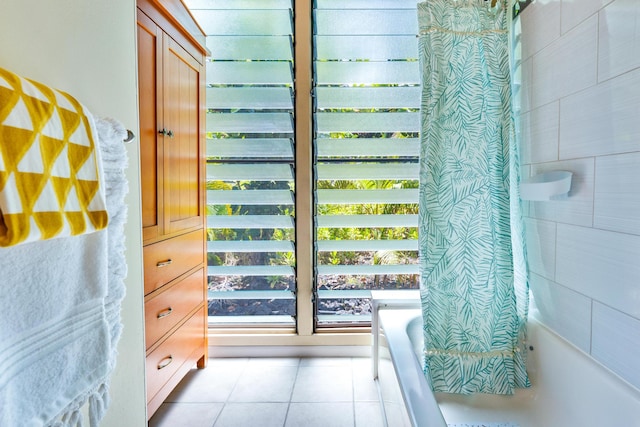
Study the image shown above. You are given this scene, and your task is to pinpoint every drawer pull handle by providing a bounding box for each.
[158,356,173,370]
[156,259,172,268]
[157,307,173,319]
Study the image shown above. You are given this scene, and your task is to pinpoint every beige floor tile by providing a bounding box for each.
[213,402,289,427]
[149,402,224,427]
[285,402,354,427]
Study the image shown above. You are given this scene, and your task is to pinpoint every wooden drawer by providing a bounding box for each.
[145,268,204,349]
[145,309,205,403]
[143,229,204,295]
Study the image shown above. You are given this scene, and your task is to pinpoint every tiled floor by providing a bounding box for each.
[149,357,385,427]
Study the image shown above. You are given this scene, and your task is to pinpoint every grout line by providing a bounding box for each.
[157,357,379,426]
[351,357,357,427]
[214,358,249,427]
[283,357,302,427]
[591,156,596,228]
[589,299,594,356]
[223,358,247,405]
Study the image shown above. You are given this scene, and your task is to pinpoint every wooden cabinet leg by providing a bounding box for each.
[197,354,207,369]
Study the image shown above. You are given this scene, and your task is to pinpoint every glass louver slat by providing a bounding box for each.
[316,189,418,204]
[186,0,291,10]
[212,315,294,324]
[208,240,294,253]
[207,36,293,60]
[316,189,418,205]
[206,62,292,85]
[316,139,419,159]
[316,214,418,228]
[207,214,294,229]
[209,290,295,300]
[316,289,371,299]
[315,62,419,85]
[208,265,295,276]
[207,163,293,181]
[315,36,418,61]
[206,112,293,134]
[317,265,419,275]
[315,87,420,109]
[207,189,294,205]
[191,10,292,35]
[316,239,418,252]
[316,0,417,9]
[314,10,418,35]
[207,87,293,110]
[316,112,419,133]
[207,139,294,159]
[316,163,419,180]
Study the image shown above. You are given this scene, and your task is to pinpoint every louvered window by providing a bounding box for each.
[188,0,419,328]
[313,0,420,326]
[192,0,296,326]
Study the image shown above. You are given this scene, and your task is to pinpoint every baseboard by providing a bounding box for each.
[209,345,371,358]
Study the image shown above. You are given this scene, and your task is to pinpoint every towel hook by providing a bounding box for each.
[123,129,135,143]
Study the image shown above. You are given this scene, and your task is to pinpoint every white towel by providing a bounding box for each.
[0,116,128,427]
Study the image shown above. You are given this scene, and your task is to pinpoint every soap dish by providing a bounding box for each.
[520,171,572,201]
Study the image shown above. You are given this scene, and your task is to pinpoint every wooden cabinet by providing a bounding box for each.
[136,0,208,419]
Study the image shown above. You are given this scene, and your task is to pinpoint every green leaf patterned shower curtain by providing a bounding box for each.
[417,0,530,395]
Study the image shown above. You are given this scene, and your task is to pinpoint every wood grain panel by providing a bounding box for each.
[143,229,204,295]
[145,309,205,405]
[163,37,204,235]
[145,268,205,349]
[137,10,163,242]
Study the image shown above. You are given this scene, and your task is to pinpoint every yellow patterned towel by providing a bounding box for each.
[0,68,108,247]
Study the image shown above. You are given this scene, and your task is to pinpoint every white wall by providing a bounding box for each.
[517,0,640,391]
[0,1,147,425]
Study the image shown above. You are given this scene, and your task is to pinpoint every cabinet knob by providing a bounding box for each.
[158,128,174,138]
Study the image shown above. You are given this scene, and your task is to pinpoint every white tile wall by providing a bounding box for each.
[592,303,640,390]
[519,57,533,114]
[594,152,640,235]
[524,218,557,280]
[555,224,640,320]
[520,102,560,165]
[561,0,612,35]
[559,68,640,159]
[520,0,640,389]
[529,273,592,353]
[598,0,640,82]
[519,0,561,60]
[530,15,598,109]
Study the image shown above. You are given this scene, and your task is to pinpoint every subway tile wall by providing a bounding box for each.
[517,0,640,390]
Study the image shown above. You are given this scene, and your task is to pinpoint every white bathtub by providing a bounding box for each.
[373,305,640,427]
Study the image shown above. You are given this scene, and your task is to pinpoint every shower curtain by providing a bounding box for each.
[417,0,529,395]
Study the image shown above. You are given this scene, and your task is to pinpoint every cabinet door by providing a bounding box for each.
[137,10,163,242]
[162,36,204,235]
